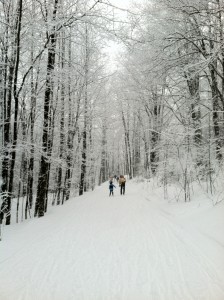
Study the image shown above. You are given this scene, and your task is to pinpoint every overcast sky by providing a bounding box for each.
[108,0,133,10]
[103,0,133,69]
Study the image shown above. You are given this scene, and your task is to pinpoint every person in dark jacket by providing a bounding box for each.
[109,180,116,196]
[119,175,126,195]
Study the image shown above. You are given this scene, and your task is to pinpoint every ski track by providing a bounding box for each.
[0,183,224,300]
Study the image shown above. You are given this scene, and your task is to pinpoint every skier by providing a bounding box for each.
[109,180,116,196]
[119,175,126,195]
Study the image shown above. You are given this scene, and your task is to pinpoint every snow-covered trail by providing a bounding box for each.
[0,182,224,300]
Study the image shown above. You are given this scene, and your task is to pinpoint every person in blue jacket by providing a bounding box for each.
[109,180,116,196]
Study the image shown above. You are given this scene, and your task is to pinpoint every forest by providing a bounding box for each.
[0,0,224,226]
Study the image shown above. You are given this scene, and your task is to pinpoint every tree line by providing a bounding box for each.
[113,0,224,202]
[1,0,224,228]
[0,0,121,225]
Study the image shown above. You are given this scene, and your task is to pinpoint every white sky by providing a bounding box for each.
[108,0,132,9]
[104,0,133,70]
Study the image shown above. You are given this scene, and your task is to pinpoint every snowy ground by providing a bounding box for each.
[0,180,224,300]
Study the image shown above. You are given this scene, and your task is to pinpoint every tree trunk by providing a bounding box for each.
[26,0,38,212]
[186,74,202,146]
[100,124,107,183]
[56,31,65,205]
[150,93,160,175]
[35,0,58,217]
[1,0,23,225]
[121,108,132,179]
[79,24,89,196]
